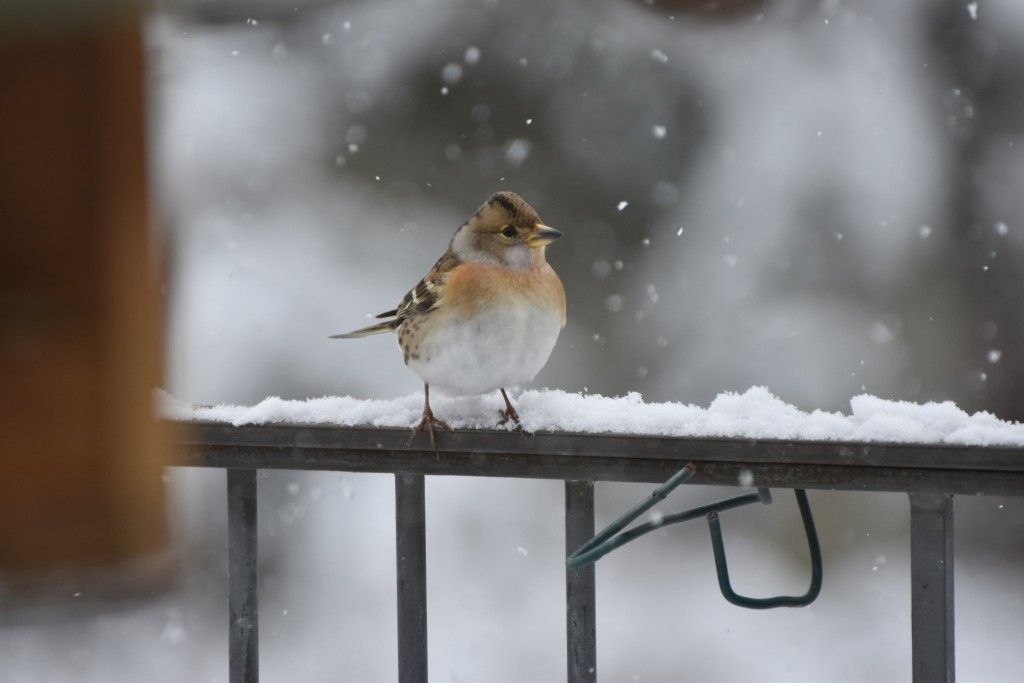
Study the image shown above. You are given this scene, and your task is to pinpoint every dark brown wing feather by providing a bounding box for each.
[393,249,461,321]
[330,247,462,339]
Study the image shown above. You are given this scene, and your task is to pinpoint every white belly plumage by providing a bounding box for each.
[402,305,562,396]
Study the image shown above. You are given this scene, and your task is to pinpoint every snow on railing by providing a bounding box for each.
[164,387,1024,683]
[161,386,1024,446]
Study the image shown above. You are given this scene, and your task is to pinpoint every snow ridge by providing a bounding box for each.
[159,387,1024,447]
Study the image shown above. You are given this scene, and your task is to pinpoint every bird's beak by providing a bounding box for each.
[527,225,563,247]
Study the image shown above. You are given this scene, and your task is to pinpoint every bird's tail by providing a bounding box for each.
[329,318,399,339]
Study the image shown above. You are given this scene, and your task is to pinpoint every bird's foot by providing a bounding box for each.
[497,406,522,429]
[410,408,451,450]
[497,388,526,433]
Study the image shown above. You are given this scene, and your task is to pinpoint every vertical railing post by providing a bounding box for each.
[909,493,955,683]
[395,473,428,683]
[227,468,259,683]
[565,480,597,683]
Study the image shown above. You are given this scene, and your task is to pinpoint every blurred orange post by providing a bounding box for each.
[0,9,170,584]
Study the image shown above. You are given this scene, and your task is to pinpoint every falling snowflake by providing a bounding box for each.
[441,63,463,85]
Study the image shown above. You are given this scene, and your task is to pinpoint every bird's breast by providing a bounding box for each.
[446,261,564,317]
[400,300,563,396]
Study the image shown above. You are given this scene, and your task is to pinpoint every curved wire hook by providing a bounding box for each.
[566,465,824,610]
[707,489,822,609]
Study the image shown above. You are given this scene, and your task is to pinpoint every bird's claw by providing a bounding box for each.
[497,388,528,433]
[497,406,527,433]
[410,410,451,450]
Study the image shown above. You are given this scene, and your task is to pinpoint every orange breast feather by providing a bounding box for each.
[444,262,566,325]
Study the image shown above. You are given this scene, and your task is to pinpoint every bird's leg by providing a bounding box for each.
[411,383,450,449]
[497,388,524,431]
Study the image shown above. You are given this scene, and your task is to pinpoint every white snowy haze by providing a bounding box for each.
[5,0,1024,681]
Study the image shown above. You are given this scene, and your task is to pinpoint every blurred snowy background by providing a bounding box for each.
[6,0,1024,680]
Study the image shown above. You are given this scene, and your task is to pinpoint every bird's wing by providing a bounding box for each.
[328,319,399,338]
[330,250,461,339]
[393,249,461,321]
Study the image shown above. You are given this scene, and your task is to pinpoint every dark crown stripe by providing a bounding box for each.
[489,193,518,216]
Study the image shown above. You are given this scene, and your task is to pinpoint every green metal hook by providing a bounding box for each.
[566,464,824,610]
[707,488,823,609]
[566,463,698,569]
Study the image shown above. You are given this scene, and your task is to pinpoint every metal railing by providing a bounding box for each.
[170,422,1024,683]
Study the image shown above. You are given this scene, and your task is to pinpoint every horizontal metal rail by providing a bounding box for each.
[172,423,1024,496]
[167,421,1024,683]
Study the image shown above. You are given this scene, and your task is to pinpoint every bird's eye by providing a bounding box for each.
[500,225,517,238]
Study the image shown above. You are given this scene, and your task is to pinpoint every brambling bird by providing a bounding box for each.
[331,192,566,448]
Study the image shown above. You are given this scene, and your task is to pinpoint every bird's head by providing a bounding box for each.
[452,191,562,269]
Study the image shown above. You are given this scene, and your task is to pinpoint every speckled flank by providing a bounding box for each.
[399,317,428,366]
